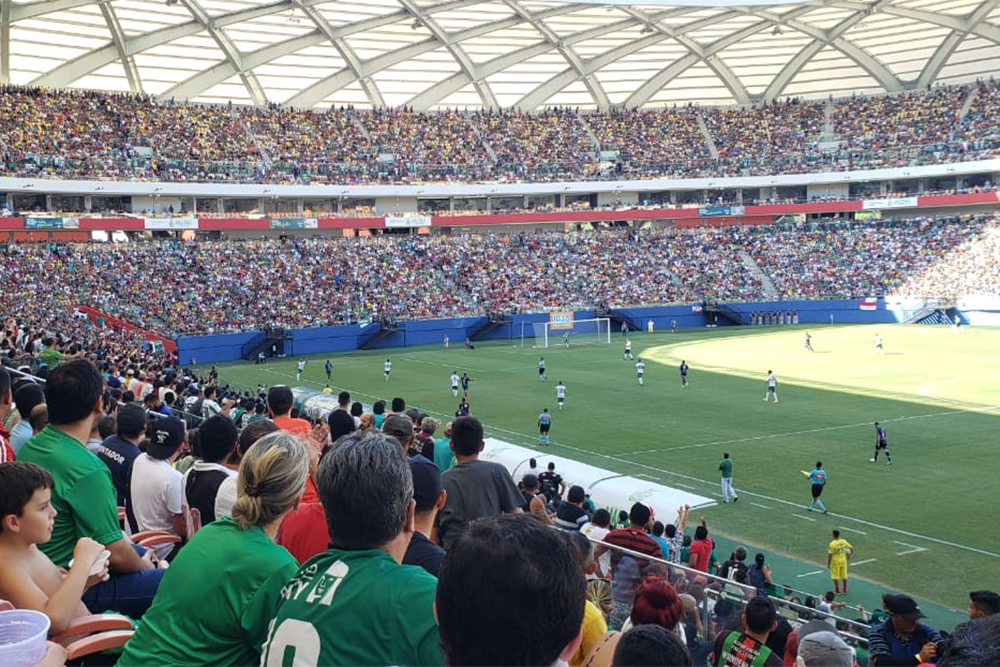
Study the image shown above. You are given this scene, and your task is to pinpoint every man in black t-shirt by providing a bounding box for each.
[182,415,237,525]
[95,403,145,510]
[327,391,356,442]
[403,456,446,577]
[538,462,565,503]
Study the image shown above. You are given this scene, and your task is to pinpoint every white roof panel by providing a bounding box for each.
[5,0,999,109]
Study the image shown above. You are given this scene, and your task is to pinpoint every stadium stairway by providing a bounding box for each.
[738,251,779,297]
[606,310,641,333]
[696,112,720,159]
[959,86,979,121]
[707,532,966,633]
[702,302,745,325]
[470,314,512,341]
[359,322,403,350]
[240,326,289,360]
[905,307,952,325]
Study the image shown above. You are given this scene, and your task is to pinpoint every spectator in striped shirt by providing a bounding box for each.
[596,502,665,630]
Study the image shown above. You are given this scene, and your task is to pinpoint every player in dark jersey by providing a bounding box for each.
[871,422,892,465]
[680,360,689,387]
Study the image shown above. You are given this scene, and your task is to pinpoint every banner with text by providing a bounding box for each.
[698,205,745,217]
[25,216,78,230]
[549,311,574,330]
[385,215,431,228]
[270,217,318,230]
[861,196,918,210]
[144,217,198,230]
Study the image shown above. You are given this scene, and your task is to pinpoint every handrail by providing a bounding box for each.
[586,535,870,648]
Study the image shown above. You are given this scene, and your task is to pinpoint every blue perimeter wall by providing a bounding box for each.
[177,301,896,365]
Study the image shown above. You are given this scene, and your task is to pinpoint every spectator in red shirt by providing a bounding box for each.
[0,368,16,463]
[688,516,715,574]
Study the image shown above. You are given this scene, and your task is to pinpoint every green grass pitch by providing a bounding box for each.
[214,324,1000,613]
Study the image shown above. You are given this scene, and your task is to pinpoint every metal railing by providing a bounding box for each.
[587,536,870,651]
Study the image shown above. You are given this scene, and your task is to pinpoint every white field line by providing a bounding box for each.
[619,404,1000,456]
[259,368,1000,561]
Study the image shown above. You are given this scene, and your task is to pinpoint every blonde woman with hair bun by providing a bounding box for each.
[119,431,310,667]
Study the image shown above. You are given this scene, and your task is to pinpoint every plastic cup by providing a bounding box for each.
[68,549,111,576]
[0,609,51,667]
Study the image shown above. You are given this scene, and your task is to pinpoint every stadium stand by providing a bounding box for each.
[3,80,1000,184]
[2,215,998,340]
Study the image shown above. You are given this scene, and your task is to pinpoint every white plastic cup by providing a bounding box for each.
[67,549,111,576]
[0,609,51,667]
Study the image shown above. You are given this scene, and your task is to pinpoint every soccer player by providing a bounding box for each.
[562,332,570,348]
[763,370,778,402]
[460,373,471,395]
[806,461,828,513]
[827,529,853,595]
[680,360,689,387]
[383,358,392,381]
[621,321,628,338]
[670,318,677,333]
[538,357,546,382]
[556,382,566,410]
[325,359,332,380]
[295,359,306,381]
[451,371,461,397]
[804,332,814,352]
[719,452,737,504]
[871,422,892,464]
[635,358,645,386]
[455,398,470,417]
[538,408,552,446]
[874,333,884,355]
[623,338,633,360]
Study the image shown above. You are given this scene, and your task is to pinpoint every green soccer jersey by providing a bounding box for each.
[260,548,444,667]
[119,516,298,667]
[17,426,122,567]
[719,459,734,479]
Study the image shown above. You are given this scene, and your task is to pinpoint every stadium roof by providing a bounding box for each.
[3,0,999,110]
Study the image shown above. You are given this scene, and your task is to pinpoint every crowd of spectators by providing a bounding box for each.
[741,214,998,300]
[1,214,998,338]
[2,351,998,665]
[703,98,826,175]
[4,79,1000,185]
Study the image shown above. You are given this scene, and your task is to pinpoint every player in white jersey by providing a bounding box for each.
[763,370,779,402]
[450,372,461,397]
[562,332,570,348]
[635,359,645,386]
[296,359,306,381]
[384,359,392,381]
[874,333,884,355]
[556,382,566,410]
[623,338,633,360]
[538,357,546,381]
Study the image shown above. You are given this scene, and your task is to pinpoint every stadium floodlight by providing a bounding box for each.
[532,318,611,348]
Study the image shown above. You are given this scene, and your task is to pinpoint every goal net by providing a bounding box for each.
[532,318,611,348]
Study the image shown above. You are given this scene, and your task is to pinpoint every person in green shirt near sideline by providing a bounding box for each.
[719,452,738,504]
[119,430,310,667]
[260,431,444,667]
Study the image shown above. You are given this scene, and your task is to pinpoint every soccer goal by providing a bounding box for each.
[532,318,611,348]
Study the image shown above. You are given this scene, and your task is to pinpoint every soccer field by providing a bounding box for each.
[215,323,1000,615]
